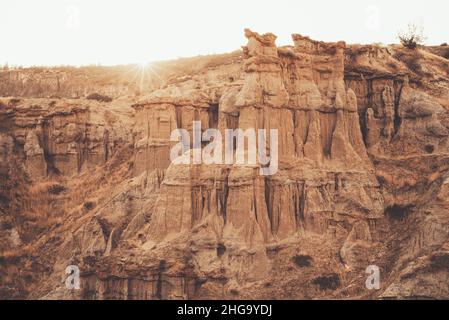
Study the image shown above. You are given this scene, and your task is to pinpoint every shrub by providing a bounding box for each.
[398,23,426,49]
[424,144,435,154]
[83,201,95,211]
[385,204,414,220]
[444,50,449,60]
[395,50,423,75]
[405,54,422,73]
[429,254,449,271]
[47,184,66,195]
[229,289,239,296]
[216,243,226,257]
[8,98,21,105]
[292,255,312,267]
[86,93,113,102]
[312,274,340,291]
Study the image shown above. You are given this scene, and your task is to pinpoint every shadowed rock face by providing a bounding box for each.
[1,30,449,300]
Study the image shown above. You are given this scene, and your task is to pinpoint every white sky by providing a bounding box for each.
[1,0,448,66]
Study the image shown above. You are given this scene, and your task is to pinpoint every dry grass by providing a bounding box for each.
[376,169,418,188]
[0,244,32,261]
[16,181,67,233]
[394,50,424,75]
[86,93,113,102]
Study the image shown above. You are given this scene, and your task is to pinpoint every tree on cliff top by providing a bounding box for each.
[398,22,427,49]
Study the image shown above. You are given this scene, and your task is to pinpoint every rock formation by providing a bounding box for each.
[1,30,449,300]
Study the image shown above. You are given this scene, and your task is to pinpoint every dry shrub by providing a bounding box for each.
[443,49,449,60]
[8,98,21,105]
[28,181,65,196]
[292,255,313,267]
[393,50,426,77]
[23,181,66,230]
[376,170,418,188]
[385,204,414,220]
[86,93,113,102]
[0,244,32,262]
[405,54,422,74]
[398,23,426,49]
[312,274,340,291]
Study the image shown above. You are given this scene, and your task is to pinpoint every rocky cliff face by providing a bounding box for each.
[1,30,448,300]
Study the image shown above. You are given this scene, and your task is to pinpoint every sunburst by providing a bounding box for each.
[121,60,164,94]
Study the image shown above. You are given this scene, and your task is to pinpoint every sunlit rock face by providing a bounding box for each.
[1,29,449,300]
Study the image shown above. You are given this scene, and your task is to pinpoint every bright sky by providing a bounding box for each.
[1,0,448,66]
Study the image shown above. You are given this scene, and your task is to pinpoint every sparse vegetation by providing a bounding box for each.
[405,54,422,73]
[393,50,427,78]
[86,93,113,102]
[292,255,312,267]
[229,289,239,296]
[429,254,449,272]
[8,98,21,105]
[83,201,95,211]
[47,184,66,195]
[398,23,427,49]
[385,204,414,220]
[424,144,435,154]
[312,274,340,291]
[444,50,449,60]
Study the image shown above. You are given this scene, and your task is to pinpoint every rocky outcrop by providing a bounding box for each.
[0,98,134,178]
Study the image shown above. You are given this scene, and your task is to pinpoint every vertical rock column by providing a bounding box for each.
[223,29,294,245]
[235,29,293,163]
[132,102,178,176]
[288,34,369,166]
[24,131,47,179]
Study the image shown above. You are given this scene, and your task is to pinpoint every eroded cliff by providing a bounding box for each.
[1,30,448,300]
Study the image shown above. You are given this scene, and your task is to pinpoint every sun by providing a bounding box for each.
[137,60,151,69]
[121,60,163,92]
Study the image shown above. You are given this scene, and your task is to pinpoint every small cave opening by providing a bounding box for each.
[385,204,414,221]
